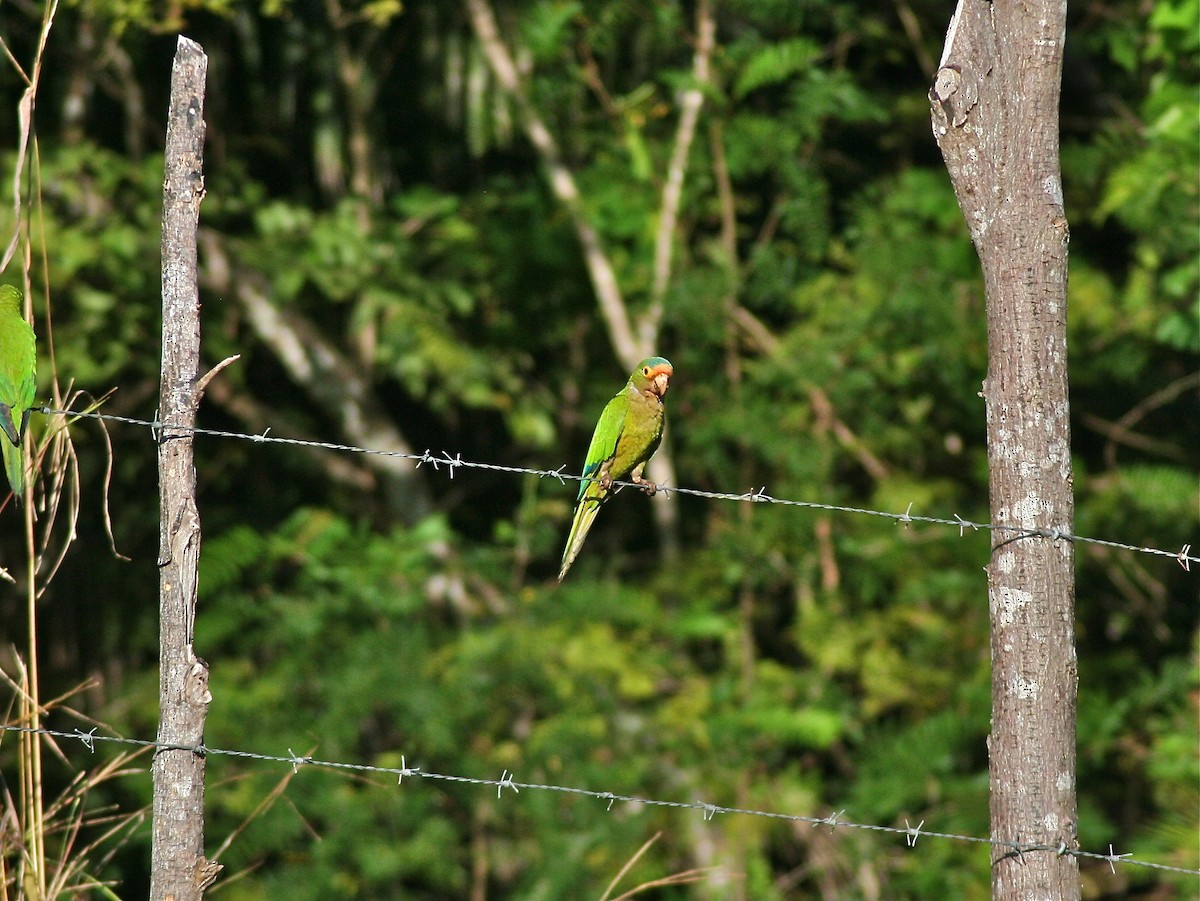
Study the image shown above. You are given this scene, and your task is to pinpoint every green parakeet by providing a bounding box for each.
[558,356,673,580]
[0,286,36,505]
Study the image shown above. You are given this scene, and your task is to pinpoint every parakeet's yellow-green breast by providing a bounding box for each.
[558,356,673,581]
[0,286,37,505]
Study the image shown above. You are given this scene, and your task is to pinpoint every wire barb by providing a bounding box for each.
[441,451,463,479]
[74,727,97,752]
[1106,844,1132,874]
[905,818,924,847]
[497,770,519,798]
[288,749,312,773]
[813,809,845,831]
[396,755,420,785]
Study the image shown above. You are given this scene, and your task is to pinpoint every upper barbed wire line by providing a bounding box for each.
[3,724,1197,878]
[38,406,1199,568]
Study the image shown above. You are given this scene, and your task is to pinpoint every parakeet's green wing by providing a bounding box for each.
[576,395,627,500]
[559,394,629,579]
[0,286,37,504]
[559,356,672,581]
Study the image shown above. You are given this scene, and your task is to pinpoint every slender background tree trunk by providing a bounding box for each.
[930,2,1079,898]
[151,36,220,901]
[464,0,717,559]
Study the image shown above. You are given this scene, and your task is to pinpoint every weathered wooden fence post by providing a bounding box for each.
[151,36,221,901]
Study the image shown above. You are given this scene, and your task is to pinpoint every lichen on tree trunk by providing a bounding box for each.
[930,1,1079,898]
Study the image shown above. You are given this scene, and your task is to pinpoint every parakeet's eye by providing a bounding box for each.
[642,366,651,376]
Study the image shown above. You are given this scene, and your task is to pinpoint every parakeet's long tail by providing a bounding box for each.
[1,437,24,506]
[558,493,605,581]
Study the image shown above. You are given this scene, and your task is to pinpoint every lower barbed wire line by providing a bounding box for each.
[3,724,1196,877]
[39,406,1199,568]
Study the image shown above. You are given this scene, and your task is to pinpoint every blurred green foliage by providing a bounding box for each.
[0,0,1195,897]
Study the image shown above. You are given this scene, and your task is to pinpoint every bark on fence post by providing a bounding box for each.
[929,2,1079,899]
[151,36,221,901]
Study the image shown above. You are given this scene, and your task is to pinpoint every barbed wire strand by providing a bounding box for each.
[40,406,1198,568]
[1,724,1195,878]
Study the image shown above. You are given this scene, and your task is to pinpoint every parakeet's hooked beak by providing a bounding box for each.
[652,371,671,397]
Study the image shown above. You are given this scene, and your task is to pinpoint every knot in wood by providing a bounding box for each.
[930,65,978,127]
[194,856,224,892]
[932,65,963,102]
[185,658,212,707]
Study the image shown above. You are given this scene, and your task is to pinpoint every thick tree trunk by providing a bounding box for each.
[151,36,220,901]
[930,2,1079,899]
